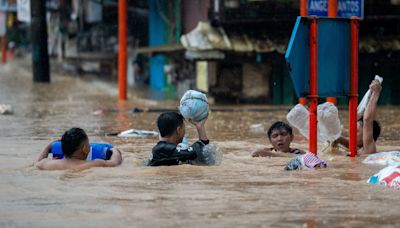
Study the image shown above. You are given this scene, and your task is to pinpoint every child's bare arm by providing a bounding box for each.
[362,80,381,154]
[104,148,122,167]
[333,136,349,149]
[189,118,208,141]
[36,142,53,163]
[76,149,122,169]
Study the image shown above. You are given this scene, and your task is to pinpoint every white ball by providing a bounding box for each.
[179,90,209,122]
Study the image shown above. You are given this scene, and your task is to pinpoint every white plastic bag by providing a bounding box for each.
[286,102,341,144]
[317,102,341,144]
[357,75,383,117]
[287,104,310,139]
[363,151,400,166]
[192,144,223,166]
[367,165,400,190]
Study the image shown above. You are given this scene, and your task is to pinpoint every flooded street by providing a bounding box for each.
[1,58,400,227]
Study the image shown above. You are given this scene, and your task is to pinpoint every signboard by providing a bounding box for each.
[308,0,364,19]
[17,0,30,23]
[285,17,351,98]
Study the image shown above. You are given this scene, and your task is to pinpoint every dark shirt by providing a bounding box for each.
[288,147,305,154]
[268,147,305,154]
[147,140,209,166]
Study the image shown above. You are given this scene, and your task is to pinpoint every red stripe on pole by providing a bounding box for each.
[328,0,338,17]
[349,18,359,157]
[309,17,318,155]
[300,0,307,16]
[118,0,127,100]
[327,0,337,104]
[299,0,307,104]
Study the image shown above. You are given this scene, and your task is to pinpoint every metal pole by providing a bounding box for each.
[31,0,50,82]
[118,0,127,100]
[328,0,338,17]
[327,0,337,104]
[300,0,307,16]
[299,0,307,105]
[349,18,359,157]
[309,17,318,154]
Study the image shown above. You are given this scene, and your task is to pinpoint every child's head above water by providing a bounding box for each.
[61,128,90,158]
[157,112,185,144]
[267,121,294,152]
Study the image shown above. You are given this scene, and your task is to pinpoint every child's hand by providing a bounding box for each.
[370,79,382,94]
[189,117,207,129]
[189,118,208,141]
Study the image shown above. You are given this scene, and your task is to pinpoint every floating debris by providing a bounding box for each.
[0,104,13,115]
[117,129,159,138]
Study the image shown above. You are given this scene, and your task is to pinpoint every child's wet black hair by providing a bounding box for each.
[267,121,293,139]
[61,128,88,158]
[157,112,184,137]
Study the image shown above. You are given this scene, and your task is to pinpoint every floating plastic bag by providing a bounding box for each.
[286,104,309,138]
[192,144,223,166]
[357,75,383,117]
[179,90,209,122]
[287,102,341,145]
[367,165,400,190]
[302,152,327,168]
[363,151,400,166]
[118,129,159,138]
[284,156,304,171]
[284,152,327,171]
[317,102,341,144]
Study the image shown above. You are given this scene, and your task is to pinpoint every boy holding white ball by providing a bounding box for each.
[147,90,216,166]
[147,112,209,166]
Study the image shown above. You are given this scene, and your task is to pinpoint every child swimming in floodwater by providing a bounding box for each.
[251,121,305,157]
[146,112,209,166]
[333,79,382,155]
[35,128,122,170]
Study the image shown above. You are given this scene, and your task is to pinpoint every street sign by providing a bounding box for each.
[308,0,364,19]
[17,0,30,23]
[285,16,351,98]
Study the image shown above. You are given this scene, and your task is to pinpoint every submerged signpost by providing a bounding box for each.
[286,0,363,156]
[308,0,364,19]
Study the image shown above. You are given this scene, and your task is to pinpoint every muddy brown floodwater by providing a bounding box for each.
[1,58,400,227]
